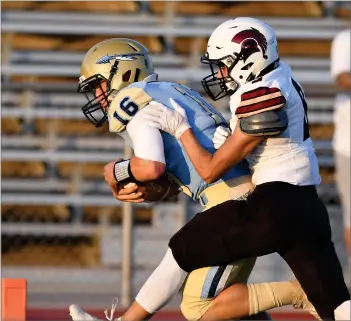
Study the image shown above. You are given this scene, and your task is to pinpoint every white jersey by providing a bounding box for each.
[229,61,321,186]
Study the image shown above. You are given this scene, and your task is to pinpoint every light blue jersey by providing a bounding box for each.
[120,81,251,202]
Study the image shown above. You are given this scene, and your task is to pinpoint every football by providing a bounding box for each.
[121,173,180,202]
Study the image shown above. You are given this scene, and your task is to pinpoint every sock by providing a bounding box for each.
[135,248,187,313]
[334,300,351,320]
[247,282,295,315]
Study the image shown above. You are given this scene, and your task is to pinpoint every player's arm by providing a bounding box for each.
[179,126,261,183]
[145,88,287,183]
[104,107,166,201]
[127,107,166,182]
[182,88,287,182]
[145,99,259,183]
[106,87,166,184]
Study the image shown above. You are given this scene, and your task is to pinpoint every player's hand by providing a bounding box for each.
[103,160,119,188]
[213,126,231,149]
[104,160,145,203]
[145,99,191,139]
[112,182,145,203]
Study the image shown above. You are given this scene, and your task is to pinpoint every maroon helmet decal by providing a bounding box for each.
[232,28,267,61]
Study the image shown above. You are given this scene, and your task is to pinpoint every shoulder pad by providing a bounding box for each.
[240,108,288,136]
[236,87,286,119]
[108,86,152,133]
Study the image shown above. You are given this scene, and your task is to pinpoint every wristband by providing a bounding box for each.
[113,159,135,183]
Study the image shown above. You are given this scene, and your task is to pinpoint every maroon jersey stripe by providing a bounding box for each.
[236,95,286,115]
[241,87,281,101]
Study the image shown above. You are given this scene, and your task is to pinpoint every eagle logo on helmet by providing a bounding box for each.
[231,28,268,61]
[96,54,141,64]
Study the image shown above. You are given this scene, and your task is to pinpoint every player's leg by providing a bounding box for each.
[169,182,350,320]
[180,257,256,321]
[70,248,187,321]
[70,178,255,321]
[201,279,320,321]
[124,178,254,320]
[169,197,283,272]
[281,239,350,320]
[278,183,350,320]
[180,254,318,321]
[130,248,187,319]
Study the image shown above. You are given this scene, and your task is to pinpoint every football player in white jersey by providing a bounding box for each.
[144,17,351,320]
[69,38,318,321]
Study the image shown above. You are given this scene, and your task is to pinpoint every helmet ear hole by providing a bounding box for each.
[133,68,141,82]
[241,63,253,70]
[122,70,132,82]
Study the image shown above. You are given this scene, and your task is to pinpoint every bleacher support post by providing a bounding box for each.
[121,145,134,307]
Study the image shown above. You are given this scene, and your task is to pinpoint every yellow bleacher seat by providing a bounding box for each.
[83,206,152,225]
[2,1,139,14]
[9,76,78,85]
[2,34,64,51]
[65,36,164,54]
[1,118,23,135]
[150,1,227,15]
[2,240,100,267]
[278,39,332,57]
[2,204,70,222]
[1,203,152,225]
[57,162,105,179]
[34,119,109,136]
[1,1,35,10]
[336,6,351,19]
[150,1,322,17]
[310,124,335,140]
[223,2,323,17]
[174,37,332,57]
[3,33,164,54]
[319,168,335,184]
[1,161,46,178]
[34,1,139,14]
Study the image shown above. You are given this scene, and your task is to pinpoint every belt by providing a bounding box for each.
[198,175,253,210]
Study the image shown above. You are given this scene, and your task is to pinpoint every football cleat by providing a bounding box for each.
[290,279,321,320]
[69,297,120,321]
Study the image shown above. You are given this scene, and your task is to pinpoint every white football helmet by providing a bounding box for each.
[201,17,279,100]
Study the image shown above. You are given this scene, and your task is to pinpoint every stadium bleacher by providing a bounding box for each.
[1,0,350,313]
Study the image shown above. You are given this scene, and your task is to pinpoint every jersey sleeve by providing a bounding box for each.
[126,106,166,164]
[108,86,153,133]
[235,86,286,119]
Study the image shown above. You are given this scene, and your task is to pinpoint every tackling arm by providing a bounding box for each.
[180,125,261,183]
[178,86,287,182]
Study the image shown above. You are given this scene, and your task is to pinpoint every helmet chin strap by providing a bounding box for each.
[108,60,120,84]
